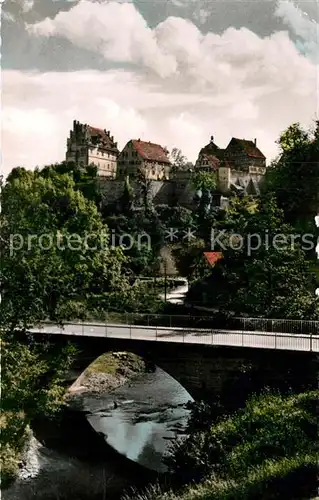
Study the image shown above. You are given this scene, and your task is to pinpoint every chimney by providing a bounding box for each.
[107,131,110,136]
[210,135,214,142]
[111,136,114,142]
[254,138,257,146]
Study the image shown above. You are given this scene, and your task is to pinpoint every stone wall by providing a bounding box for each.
[218,167,265,195]
[98,168,265,210]
[99,178,194,208]
[99,179,125,205]
[177,180,197,209]
[40,334,318,402]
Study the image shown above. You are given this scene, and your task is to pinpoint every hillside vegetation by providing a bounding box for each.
[129,390,318,500]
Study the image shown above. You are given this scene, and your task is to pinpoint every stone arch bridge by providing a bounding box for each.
[28,320,319,401]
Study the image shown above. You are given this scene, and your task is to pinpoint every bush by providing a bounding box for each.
[0,412,29,488]
[163,391,318,495]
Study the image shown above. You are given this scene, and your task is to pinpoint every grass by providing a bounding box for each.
[132,453,317,500]
[127,390,319,500]
[85,352,146,377]
[85,353,121,376]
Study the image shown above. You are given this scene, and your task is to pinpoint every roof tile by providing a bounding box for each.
[87,125,118,150]
[203,251,223,267]
[199,154,220,170]
[228,138,265,159]
[131,139,170,164]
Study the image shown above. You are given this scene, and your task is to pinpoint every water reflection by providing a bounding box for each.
[83,368,192,472]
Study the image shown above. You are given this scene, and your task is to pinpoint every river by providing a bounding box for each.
[82,367,193,472]
[4,366,193,500]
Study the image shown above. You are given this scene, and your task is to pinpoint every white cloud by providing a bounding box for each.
[1,9,16,22]
[26,0,178,78]
[275,0,319,61]
[2,0,318,174]
[2,70,146,172]
[23,0,34,12]
[10,0,35,13]
[2,63,316,175]
[26,0,317,93]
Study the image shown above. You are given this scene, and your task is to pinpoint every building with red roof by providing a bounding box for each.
[64,121,268,209]
[117,139,171,180]
[203,251,223,267]
[195,134,267,197]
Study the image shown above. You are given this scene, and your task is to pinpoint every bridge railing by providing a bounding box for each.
[34,320,319,352]
[102,312,318,335]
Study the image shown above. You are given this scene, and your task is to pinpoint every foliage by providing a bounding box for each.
[187,196,319,319]
[0,168,140,486]
[265,122,319,232]
[0,333,76,486]
[172,238,206,281]
[102,205,197,278]
[169,148,193,171]
[39,162,101,206]
[191,171,217,191]
[156,391,318,499]
[0,411,30,487]
[120,175,134,214]
[1,169,132,324]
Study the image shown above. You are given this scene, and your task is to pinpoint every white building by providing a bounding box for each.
[66,120,119,178]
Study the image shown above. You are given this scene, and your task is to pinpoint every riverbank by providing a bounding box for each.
[68,351,151,396]
[3,409,161,500]
[3,350,156,500]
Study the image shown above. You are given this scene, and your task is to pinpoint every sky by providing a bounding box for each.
[1,0,318,175]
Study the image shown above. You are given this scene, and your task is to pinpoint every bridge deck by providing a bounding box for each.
[31,322,319,352]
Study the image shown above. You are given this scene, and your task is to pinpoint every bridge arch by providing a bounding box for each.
[52,334,318,402]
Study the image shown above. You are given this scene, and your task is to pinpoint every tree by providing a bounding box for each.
[1,169,130,326]
[120,175,134,214]
[172,238,206,281]
[1,164,155,484]
[0,173,79,485]
[277,122,309,153]
[265,121,319,232]
[136,169,154,213]
[187,196,319,319]
[191,170,217,191]
[169,147,193,172]
[39,161,101,206]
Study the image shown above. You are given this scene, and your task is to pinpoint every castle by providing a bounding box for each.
[65,120,267,208]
